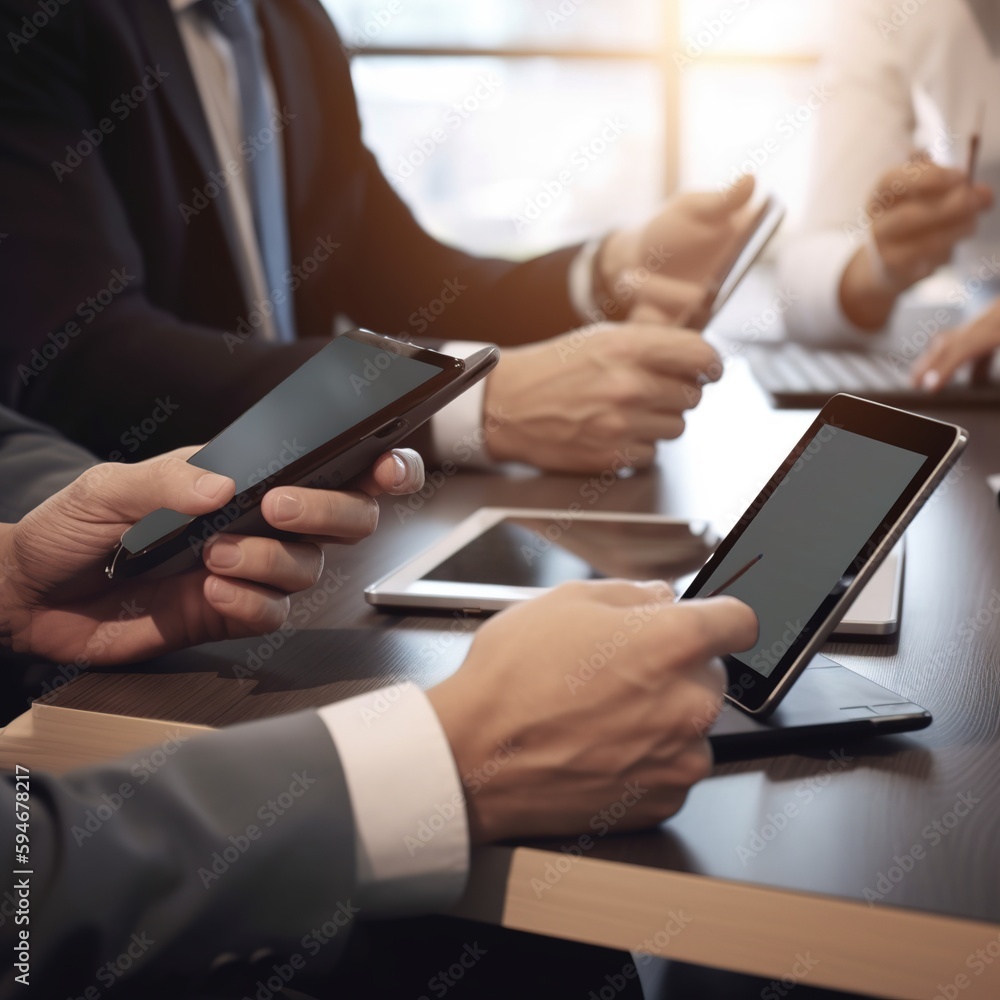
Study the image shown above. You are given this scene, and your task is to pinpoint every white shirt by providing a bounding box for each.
[777,0,1000,343]
[172,2,469,914]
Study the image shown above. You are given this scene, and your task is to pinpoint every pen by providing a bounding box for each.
[966,105,992,386]
[967,102,985,185]
[707,552,763,598]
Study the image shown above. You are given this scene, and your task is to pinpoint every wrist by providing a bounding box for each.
[426,678,507,846]
[597,229,636,295]
[0,523,19,648]
[481,366,517,464]
[839,241,906,331]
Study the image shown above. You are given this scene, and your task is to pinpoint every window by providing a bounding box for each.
[322,0,834,255]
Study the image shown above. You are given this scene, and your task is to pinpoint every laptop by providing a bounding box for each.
[745,341,1000,408]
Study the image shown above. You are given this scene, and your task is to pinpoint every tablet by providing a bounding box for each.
[681,394,966,716]
[835,540,904,638]
[366,506,904,639]
[364,509,718,611]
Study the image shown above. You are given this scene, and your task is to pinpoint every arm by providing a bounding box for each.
[777,0,917,341]
[0,711,359,995]
[341,151,581,348]
[0,581,757,997]
[0,409,97,522]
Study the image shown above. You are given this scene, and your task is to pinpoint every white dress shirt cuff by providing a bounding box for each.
[317,683,469,917]
[427,341,495,470]
[778,230,876,345]
[568,237,605,322]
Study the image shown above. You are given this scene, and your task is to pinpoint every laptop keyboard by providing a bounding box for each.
[745,342,1000,407]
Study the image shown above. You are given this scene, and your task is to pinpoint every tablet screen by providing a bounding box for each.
[678,392,968,714]
[422,517,713,587]
[684,426,925,678]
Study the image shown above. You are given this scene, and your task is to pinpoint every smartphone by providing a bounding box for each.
[106,329,499,580]
[706,194,785,320]
[681,394,966,717]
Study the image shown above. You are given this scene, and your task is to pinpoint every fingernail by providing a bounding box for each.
[211,578,238,604]
[195,473,230,498]
[393,453,408,487]
[920,370,941,392]
[206,538,240,568]
[273,494,303,522]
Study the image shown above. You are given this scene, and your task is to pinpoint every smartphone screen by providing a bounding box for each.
[122,335,444,554]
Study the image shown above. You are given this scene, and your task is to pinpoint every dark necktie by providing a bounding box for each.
[199,0,296,341]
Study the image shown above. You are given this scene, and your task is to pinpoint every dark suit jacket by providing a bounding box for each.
[0,0,580,459]
[0,710,357,998]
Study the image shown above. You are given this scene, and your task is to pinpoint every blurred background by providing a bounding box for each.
[322,0,834,258]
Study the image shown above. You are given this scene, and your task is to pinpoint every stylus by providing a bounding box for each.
[968,104,990,387]
[967,102,984,185]
[707,552,763,598]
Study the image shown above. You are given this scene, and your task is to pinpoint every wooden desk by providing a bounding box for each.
[10,359,1000,998]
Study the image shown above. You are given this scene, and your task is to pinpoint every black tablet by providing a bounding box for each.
[681,394,966,717]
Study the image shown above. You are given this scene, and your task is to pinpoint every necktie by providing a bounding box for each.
[199,0,296,341]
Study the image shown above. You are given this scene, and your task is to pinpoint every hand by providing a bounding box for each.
[911,299,1000,391]
[427,579,758,843]
[599,174,756,323]
[0,446,424,665]
[482,323,722,473]
[625,275,714,329]
[839,159,993,330]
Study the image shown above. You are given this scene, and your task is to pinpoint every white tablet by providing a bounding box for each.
[364,508,717,612]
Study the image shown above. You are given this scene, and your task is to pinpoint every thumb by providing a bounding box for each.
[685,174,755,222]
[58,456,236,526]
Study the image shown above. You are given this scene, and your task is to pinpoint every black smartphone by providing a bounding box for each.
[672,195,784,327]
[106,329,499,580]
[681,394,967,717]
[706,194,784,319]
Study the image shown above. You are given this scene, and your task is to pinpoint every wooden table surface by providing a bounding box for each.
[24,358,1000,999]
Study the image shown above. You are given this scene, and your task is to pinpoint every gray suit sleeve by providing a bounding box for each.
[0,710,358,997]
[0,406,97,521]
